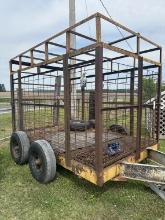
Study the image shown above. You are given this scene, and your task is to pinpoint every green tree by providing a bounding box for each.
[161,82,165,92]
[142,78,156,102]
[0,84,6,92]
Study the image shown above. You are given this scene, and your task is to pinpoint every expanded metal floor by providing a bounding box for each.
[50,130,123,153]
[27,127,156,168]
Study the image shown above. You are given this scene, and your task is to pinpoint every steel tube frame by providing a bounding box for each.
[10,12,162,178]
[130,70,134,136]
[136,57,143,159]
[10,13,161,75]
[17,70,24,130]
[63,54,71,167]
[156,48,162,144]
[10,62,16,132]
[95,45,103,186]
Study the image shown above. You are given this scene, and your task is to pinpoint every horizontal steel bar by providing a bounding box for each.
[69,30,96,42]
[34,49,58,57]
[15,98,63,101]
[13,71,62,80]
[48,42,67,49]
[22,55,45,62]
[21,102,64,108]
[70,64,158,80]
[139,47,160,55]
[11,60,62,71]
[12,43,97,74]
[34,48,85,62]
[103,64,158,76]
[14,82,56,87]
[140,35,161,48]
[11,13,97,60]
[109,34,135,45]
[11,12,161,70]
[99,13,137,36]
[103,43,161,66]
[102,103,153,111]
[99,13,161,48]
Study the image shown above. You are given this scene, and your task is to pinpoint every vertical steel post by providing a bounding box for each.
[136,56,143,159]
[53,76,61,125]
[89,91,95,120]
[10,61,16,132]
[18,57,24,130]
[96,15,101,43]
[81,87,85,121]
[66,31,71,53]
[130,69,134,136]
[63,54,71,167]
[30,50,34,67]
[156,48,162,144]
[95,45,103,186]
[45,42,49,61]
[95,14,103,185]
[69,0,77,120]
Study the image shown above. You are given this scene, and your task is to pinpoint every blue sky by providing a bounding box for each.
[0,0,165,89]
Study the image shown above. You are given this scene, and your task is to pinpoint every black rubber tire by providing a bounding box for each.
[29,140,56,184]
[109,124,128,135]
[70,120,90,131]
[10,131,30,165]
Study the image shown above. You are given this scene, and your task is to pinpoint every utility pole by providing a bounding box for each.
[69,0,76,49]
[69,0,76,119]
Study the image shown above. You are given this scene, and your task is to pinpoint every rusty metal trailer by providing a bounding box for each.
[9,13,165,199]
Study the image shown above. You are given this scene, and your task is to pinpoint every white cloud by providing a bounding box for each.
[0,0,165,89]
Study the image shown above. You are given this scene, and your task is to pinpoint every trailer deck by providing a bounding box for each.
[26,127,156,169]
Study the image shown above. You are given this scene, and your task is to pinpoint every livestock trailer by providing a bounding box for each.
[9,13,165,197]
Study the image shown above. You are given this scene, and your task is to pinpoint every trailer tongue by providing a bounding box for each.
[120,148,165,201]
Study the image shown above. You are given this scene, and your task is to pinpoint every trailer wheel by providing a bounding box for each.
[10,131,30,165]
[109,124,128,135]
[29,140,56,183]
[70,120,90,131]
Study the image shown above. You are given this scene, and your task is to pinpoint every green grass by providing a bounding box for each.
[0,103,165,219]
[0,142,165,220]
[0,98,11,103]
[0,113,12,139]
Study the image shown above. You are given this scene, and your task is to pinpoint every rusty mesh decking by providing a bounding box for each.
[27,127,156,168]
[30,129,124,152]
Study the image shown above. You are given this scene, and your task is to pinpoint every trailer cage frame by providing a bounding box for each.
[10,12,162,186]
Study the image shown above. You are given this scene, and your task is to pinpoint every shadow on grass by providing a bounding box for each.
[56,164,149,197]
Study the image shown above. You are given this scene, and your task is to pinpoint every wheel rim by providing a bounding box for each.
[12,140,21,159]
[32,152,43,171]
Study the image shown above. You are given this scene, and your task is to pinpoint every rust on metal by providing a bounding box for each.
[10,12,162,186]
[63,54,71,167]
[95,46,103,186]
[121,162,165,184]
[136,57,143,159]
